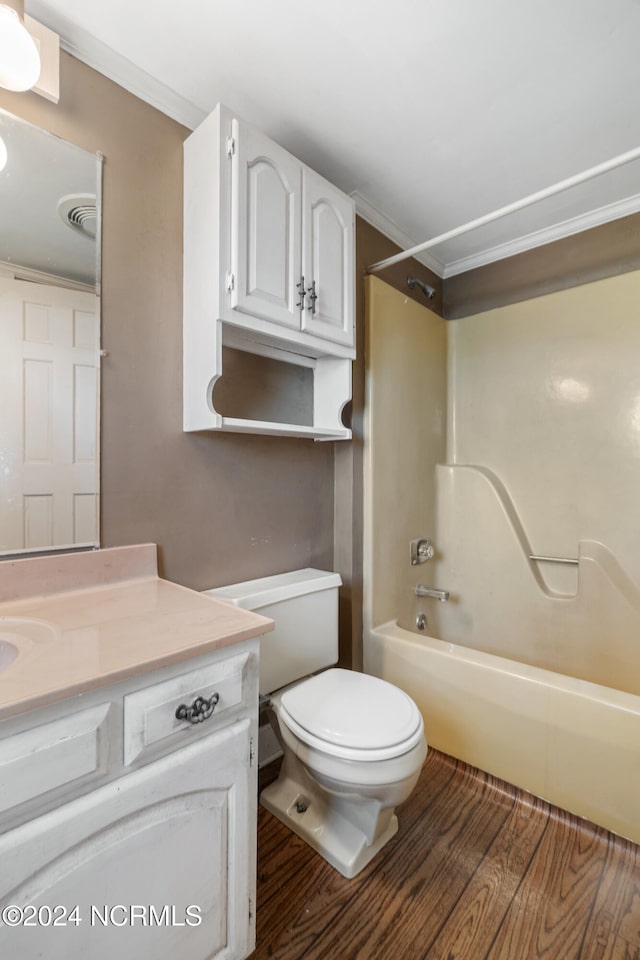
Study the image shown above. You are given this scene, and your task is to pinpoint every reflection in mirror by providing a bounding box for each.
[0,109,101,555]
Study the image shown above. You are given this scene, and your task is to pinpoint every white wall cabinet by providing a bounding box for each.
[0,641,259,960]
[231,118,302,333]
[184,103,355,441]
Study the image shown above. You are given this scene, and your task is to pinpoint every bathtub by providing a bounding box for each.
[365,620,640,845]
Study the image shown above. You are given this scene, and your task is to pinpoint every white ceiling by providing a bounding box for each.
[27,0,640,278]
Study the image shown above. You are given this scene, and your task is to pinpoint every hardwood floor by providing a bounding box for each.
[250,750,640,960]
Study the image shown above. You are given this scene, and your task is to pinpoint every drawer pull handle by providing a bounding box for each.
[175,693,220,725]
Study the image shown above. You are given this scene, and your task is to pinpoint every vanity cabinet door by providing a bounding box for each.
[230,118,302,331]
[0,719,255,960]
[301,169,355,349]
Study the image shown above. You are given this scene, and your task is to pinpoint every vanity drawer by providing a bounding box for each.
[124,650,253,765]
[0,703,111,815]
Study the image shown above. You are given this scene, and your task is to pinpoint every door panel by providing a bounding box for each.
[231,119,302,330]
[302,170,354,347]
[0,721,252,960]
[0,278,99,553]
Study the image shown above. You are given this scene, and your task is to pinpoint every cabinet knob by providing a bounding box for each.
[175,693,220,724]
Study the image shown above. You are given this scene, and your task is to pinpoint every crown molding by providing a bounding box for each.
[59,35,205,131]
[0,259,95,293]
[27,1,205,130]
[443,191,640,278]
[351,191,445,278]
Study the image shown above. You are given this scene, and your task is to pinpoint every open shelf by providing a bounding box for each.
[218,417,351,441]
[184,321,352,442]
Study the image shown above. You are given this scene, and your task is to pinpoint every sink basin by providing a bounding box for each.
[0,617,56,643]
[0,618,56,671]
[0,639,18,671]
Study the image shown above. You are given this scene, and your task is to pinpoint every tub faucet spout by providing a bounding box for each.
[415,584,449,601]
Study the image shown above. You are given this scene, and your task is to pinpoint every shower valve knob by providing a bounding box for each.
[410,537,434,565]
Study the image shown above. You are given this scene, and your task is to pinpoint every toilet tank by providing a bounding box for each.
[205,569,341,695]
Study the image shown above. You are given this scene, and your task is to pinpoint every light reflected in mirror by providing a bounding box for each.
[0,109,101,556]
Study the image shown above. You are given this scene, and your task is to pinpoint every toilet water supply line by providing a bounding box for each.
[366,144,640,275]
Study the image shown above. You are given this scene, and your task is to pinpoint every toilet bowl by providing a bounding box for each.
[262,668,427,877]
[206,569,427,878]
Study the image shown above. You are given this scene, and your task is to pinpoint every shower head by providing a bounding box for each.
[407,276,436,300]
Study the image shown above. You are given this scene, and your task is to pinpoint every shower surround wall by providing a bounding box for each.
[450,267,640,587]
[363,277,447,635]
[376,266,640,677]
[432,268,640,693]
[363,272,640,842]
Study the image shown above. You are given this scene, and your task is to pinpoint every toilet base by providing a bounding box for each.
[260,767,399,879]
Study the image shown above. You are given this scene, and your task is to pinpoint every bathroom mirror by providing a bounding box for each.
[0,108,101,556]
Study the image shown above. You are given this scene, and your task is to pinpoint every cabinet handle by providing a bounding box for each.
[306,281,318,315]
[175,693,220,725]
[296,276,305,309]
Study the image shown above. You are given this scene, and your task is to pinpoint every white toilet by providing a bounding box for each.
[208,568,427,878]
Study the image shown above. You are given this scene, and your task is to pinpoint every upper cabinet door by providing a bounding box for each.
[301,169,355,348]
[231,119,302,330]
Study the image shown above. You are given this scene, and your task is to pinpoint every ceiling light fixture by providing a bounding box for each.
[0,0,41,92]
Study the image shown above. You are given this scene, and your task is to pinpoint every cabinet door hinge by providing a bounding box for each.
[249,896,254,923]
[225,271,235,293]
[249,737,256,767]
[226,135,236,157]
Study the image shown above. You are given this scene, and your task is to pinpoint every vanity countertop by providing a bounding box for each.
[0,544,273,720]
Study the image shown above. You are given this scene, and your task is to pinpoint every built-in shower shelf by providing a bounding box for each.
[529,554,578,565]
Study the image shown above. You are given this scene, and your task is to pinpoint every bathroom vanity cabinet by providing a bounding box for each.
[0,642,259,960]
[183,103,355,440]
[0,544,271,960]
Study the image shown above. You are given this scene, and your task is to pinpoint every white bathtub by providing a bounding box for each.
[365,620,640,844]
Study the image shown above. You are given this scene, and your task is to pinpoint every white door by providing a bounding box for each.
[230,118,302,330]
[302,169,355,348]
[0,278,99,553]
[0,720,254,960]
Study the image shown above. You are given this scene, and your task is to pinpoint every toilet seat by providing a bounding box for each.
[278,668,424,762]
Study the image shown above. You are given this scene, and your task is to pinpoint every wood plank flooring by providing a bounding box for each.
[250,750,640,960]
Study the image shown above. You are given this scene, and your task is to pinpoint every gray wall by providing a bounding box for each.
[444,210,640,319]
[0,54,334,592]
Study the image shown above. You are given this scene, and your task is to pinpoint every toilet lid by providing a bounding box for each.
[279,668,423,757]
